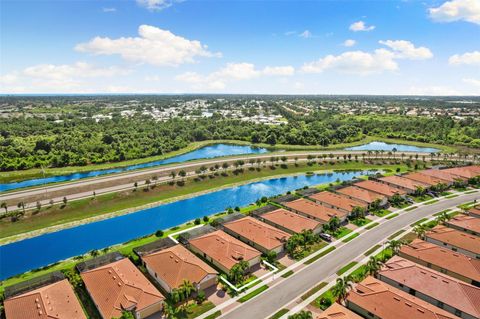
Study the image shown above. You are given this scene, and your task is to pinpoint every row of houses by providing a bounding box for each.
[317,205,480,319]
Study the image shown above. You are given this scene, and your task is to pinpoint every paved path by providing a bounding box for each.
[220,192,479,319]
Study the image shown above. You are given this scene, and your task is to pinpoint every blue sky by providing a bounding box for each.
[1,0,479,95]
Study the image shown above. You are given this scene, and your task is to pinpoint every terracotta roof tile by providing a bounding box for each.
[353,180,406,197]
[316,303,362,319]
[347,276,457,319]
[404,172,449,187]
[420,169,463,182]
[284,199,348,223]
[309,192,368,212]
[4,279,86,319]
[379,175,430,191]
[188,230,261,271]
[399,239,480,283]
[468,207,480,217]
[336,186,386,204]
[223,217,291,251]
[426,225,480,255]
[142,244,218,290]
[379,256,480,318]
[80,258,164,319]
[442,165,480,179]
[260,208,321,233]
[445,214,480,235]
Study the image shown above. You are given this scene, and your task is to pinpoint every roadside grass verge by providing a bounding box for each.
[388,229,405,240]
[365,222,379,230]
[342,232,359,243]
[433,209,451,216]
[336,261,358,276]
[424,199,439,205]
[405,206,417,212]
[281,270,294,278]
[385,213,399,220]
[269,309,289,319]
[364,245,381,256]
[465,190,477,194]
[301,282,328,300]
[204,311,222,319]
[304,246,336,265]
[238,285,269,303]
[410,218,428,227]
[445,194,459,199]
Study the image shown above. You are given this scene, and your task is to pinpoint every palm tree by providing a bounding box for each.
[288,310,313,319]
[435,211,451,225]
[163,301,179,319]
[17,202,25,214]
[332,276,353,305]
[413,224,427,239]
[366,256,384,276]
[387,239,403,255]
[1,202,7,214]
[179,279,195,301]
[392,147,397,159]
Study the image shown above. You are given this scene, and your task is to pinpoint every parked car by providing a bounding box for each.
[406,197,414,204]
[320,233,333,242]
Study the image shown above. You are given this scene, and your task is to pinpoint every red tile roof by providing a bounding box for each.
[399,239,480,283]
[445,214,480,234]
[309,192,368,212]
[336,186,386,204]
[188,230,261,271]
[403,172,449,187]
[261,208,321,233]
[347,276,457,319]
[284,198,348,223]
[379,175,430,191]
[442,165,480,179]
[468,206,480,217]
[316,303,362,319]
[4,279,86,319]
[426,225,480,255]
[223,216,291,250]
[80,258,164,319]
[354,180,406,197]
[379,256,480,318]
[142,244,218,290]
[420,169,464,182]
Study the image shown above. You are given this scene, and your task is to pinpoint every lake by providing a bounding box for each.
[345,141,439,153]
[0,169,375,279]
[0,144,268,192]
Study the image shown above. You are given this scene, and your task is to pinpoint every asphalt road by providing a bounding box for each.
[220,191,480,319]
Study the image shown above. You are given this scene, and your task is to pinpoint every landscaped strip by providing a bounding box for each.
[410,218,428,227]
[386,213,399,219]
[364,245,381,256]
[433,209,451,216]
[365,222,379,230]
[388,229,405,240]
[336,261,358,275]
[204,311,222,319]
[301,282,328,300]
[424,199,439,205]
[342,232,359,243]
[445,194,459,199]
[281,270,294,278]
[304,246,336,265]
[405,206,416,212]
[238,285,269,303]
[269,309,290,319]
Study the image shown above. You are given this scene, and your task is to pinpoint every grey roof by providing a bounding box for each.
[76,251,124,273]
[4,271,65,299]
[133,237,177,256]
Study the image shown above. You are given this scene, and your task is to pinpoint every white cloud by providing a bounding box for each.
[299,30,313,38]
[349,21,375,32]
[23,62,129,80]
[449,51,480,66]
[343,39,356,47]
[428,0,480,25]
[463,78,480,86]
[136,0,180,11]
[262,66,295,76]
[284,31,296,36]
[102,7,116,13]
[75,25,221,67]
[301,49,397,75]
[379,40,433,60]
[213,63,261,80]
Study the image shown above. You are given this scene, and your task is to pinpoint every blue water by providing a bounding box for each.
[0,144,268,192]
[345,141,439,153]
[0,170,375,279]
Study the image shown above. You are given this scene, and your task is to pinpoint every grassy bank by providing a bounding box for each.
[0,161,409,242]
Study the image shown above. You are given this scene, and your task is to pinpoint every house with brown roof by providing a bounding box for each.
[421,169,466,184]
[468,207,480,218]
[284,198,349,223]
[308,191,368,214]
[425,225,480,259]
[336,186,388,207]
[188,230,261,273]
[346,276,457,319]
[445,214,480,236]
[317,303,362,319]
[378,175,430,194]
[378,256,480,319]
[443,165,480,179]
[257,208,323,235]
[80,257,164,319]
[141,244,218,293]
[399,239,480,287]
[4,278,86,319]
[353,180,406,198]
[404,172,451,188]
[223,216,291,254]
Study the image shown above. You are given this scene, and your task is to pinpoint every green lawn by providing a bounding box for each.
[269,309,290,319]
[433,209,451,216]
[405,206,417,212]
[365,222,379,230]
[182,302,216,319]
[204,311,222,319]
[342,232,359,243]
[351,218,372,227]
[336,261,358,275]
[410,218,428,227]
[238,285,269,303]
[364,245,381,256]
[388,229,406,240]
[304,246,336,265]
[386,213,399,219]
[281,270,294,278]
[301,282,328,300]
[372,209,391,217]
[445,194,459,199]
[412,194,434,203]
[424,199,439,205]
[331,227,352,239]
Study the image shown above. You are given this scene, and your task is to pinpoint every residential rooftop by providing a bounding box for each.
[442,165,480,179]
[223,216,291,250]
[336,186,386,204]
[403,172,449,187]
[445,214,480,235]
[353,180,406,197]
[379,256,480,319]
[309,191,368,212]
[468,206,480,218]
[188,230,261,271]
[80,258,164,319]
[4,279,86,319]
[260,208,321,233]
[426,225,480,255]
[284,198,348,223]
[316,303,362,319]
[399,239,480,283]
[378,175,430,191]
[420,169,462,183]
[347,276,457,319]
[142,244,218,290]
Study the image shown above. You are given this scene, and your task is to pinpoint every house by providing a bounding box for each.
[4,274,86,319]
[425,225,480,259]
[377,175,430,194]
[336,186,388,207]
[378,256,480,319]
[308,192,368,214]
[223,216,291,254]
[398,239,480,287]
[346,276,457,319]
[420,169,465,184]
[284,198,349,223]
[80,257,164,319]
[468,206,480,218]
[443,165,480,179]
[403,172,451,188]
[256,208,323,234]
[317,303,362,319]
[444,214,480,236]
[141,244,218,293]
[353,180,406,198]
[188,230,261,273]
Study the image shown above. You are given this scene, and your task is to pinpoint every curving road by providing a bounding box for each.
[219,191,480,319]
